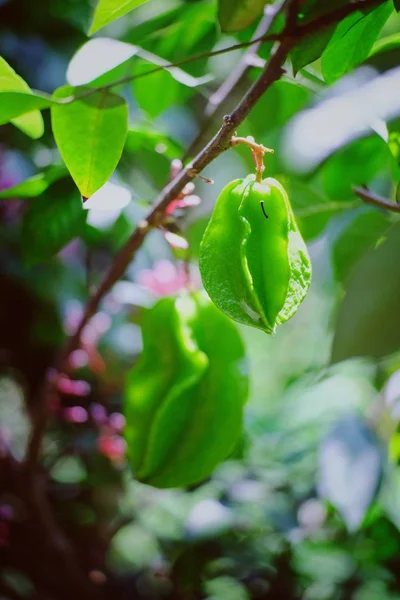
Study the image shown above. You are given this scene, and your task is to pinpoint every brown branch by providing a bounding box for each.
[354,186,400,213]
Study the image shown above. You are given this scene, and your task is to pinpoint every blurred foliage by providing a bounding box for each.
[1,0,400,599]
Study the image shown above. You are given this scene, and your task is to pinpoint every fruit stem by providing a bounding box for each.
[230,136,274,183]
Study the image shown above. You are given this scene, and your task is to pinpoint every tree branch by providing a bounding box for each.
[183,0,285,159]
[354,186,400,213]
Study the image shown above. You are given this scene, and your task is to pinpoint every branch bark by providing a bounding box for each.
[354,186,400,213]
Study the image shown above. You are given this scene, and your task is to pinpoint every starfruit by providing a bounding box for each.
[124,292,248,489]
[199,174,311,334]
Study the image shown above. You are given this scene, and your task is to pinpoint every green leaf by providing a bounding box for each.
[320,136,393,201]
[0,91,52,127]
[89,0,151,35]
[132,59,180,119]
[51,86,128,198]
[0,166,68,199]
[318,415,383,531]
[332,209,391,283]
[21,191,86,265]
[331,222,400,362]
[291,27,334,75]
[125,125,182,159]
[218,0,266,33]
[321,2,393,84]
[370,32,400,56]
[276,176,356,241]
[0,57,45,138]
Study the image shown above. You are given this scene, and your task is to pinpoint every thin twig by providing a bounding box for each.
[354,186,400,212]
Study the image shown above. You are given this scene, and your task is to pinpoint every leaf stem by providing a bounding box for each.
[230,136,274,182]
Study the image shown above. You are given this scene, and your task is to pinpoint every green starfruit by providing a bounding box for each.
[124,291,248,489]
[199,174,312,334]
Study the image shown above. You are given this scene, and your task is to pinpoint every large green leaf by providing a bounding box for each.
[0,166,68,199]
[51,86,128,198]
[331,222,400,362]
[21,191,86,265]
[218,0,266,33]
[0,57,45,138]
[89,0,151,35]
[321,1,393,83]
[332,209,391,283]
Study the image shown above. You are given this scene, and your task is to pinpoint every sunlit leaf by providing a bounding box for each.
[321,2,393,83]
[89,0,151,35]
[370,32,400,56]
[51,85,128,198]
[67,38,139,86]
[0,56,45,138]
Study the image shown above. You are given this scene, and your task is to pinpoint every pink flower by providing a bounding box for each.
[98,433,126,465]
[57,375,91,397]
[63,406,89,423]
[109,412,125,433]
[137,259,188,297]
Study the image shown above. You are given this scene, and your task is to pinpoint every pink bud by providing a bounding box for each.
[90,403,108,425]
[57,376,91,397]
[109,413,125,432]
[170,159,183,179]
[164,231,189,250]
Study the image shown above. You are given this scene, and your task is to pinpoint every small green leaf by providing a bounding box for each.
[321,1,393,84]
[89,0,151,35]
[332,209,391,283]
[125,125,182,159]
[331,221,400,362]
[218,0,267,33]
[21,191,86,265]
[51,86,128,198]
[370,32,400,56]
[0,91,52,126]
[0,166,68,199]
[0,56,45,138]
[132,59,179,119]
[291,27,334,75]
